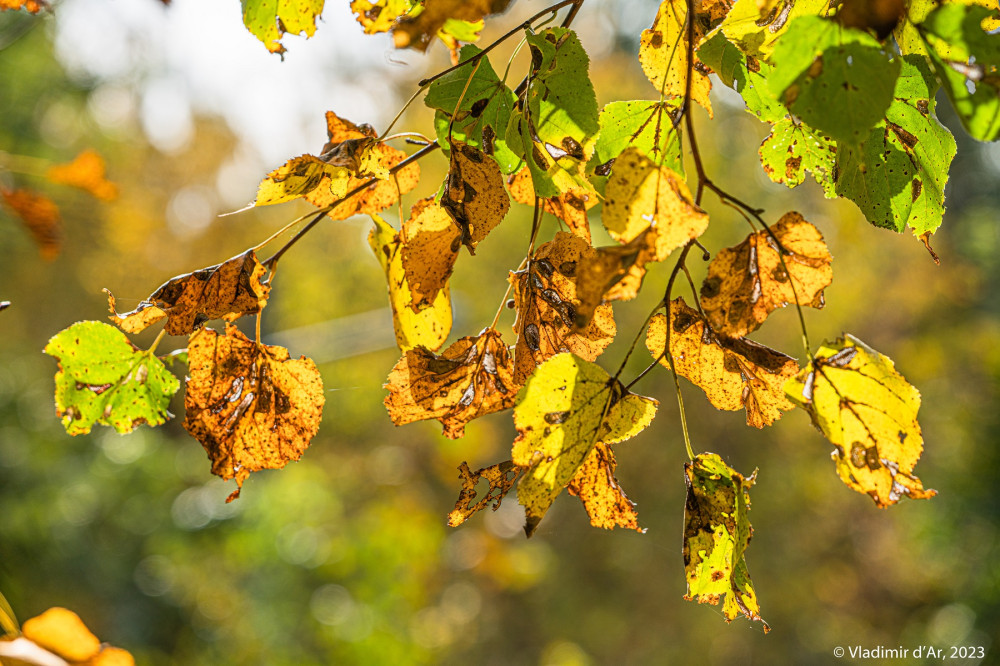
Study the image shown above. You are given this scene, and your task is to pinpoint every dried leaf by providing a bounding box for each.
[513,353,658,536]
[684,453,768,632]
[383,327,519,438]
[183,325,325,502]
[574,227,660,328]
[442,140,510,253]
[646,299,798,428]
[447,460,522,527]
[510,232,616,384]
[106,250,270,336]
[507,166,594,243]
[369,214,452,352]
[241,0,325,55]
[400,197,461,308]
[785,335,936,506]
[1,187,61,260]
[603,147,709,261]
[44,321,180,436]
[639,0,713,115]
[392,0,510,50]
[46,149,119,201]
[254,154,353,207]
[567,441,643,532]
[701,212,833,338]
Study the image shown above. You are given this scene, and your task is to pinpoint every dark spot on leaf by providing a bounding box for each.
[524,323,541,352]
[911,178,922,201]
[481,125,496,155]
[531,145,548,169]
[595,159,615,177]
[544,410,570,424]
[561,136,583,160]
[649,31,662,48]
[850,441,866,468]
[701,276,722,299]
[529,45,543,71]
[865,446,880,470]
[469,98,489,118]
[558,261,576,277]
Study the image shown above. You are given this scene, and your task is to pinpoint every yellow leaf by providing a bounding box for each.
[392,0,510,51]
[574,229,660,328]
[512,353,657,536]
[183,325,325,502]
[400,197,461,309]
[639,0,713,115]
[369,214,452,352]
[20,607,100,662]
[785,335,936,507]
[447,460,522,527]
[700,212,832,338]
[46,149,119,201]
[254,154,352,207]
[350,0,415,34]
[646,299,798,428]
[567,442,643,532]
[716,0,828,59]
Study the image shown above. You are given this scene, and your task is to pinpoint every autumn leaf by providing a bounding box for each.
[350,0,414,34]
[684,453,768,632]
[0,0,46,12]
[105,250,271,336]
[568,441,643,532]
[254,154,354,207]
[512,353,657,536]
[241,0,325,55]
[400,197,461,308]
[2,607,136,665]
[183,325,324,502]
[507,166,595,243]
[784,335,936,507]
[392,0,510,51]
[602,147,709,261]
[574,229,660,328]
[594,100,685,178]
[510,232,616,384]
[639,0,713,115]
[646,299,798,428]
[447,460,522,527]
[700,212,833,338]
[715,0,829,59]
[1,187,61,260]
[45,149,119,201]
[758,117,837,196]
[442,140,510,253]
[383,327,519,439]
[369,214,452,352]
[44,321,180,436]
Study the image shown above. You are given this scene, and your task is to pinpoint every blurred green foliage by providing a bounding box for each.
[2,4,1000,665]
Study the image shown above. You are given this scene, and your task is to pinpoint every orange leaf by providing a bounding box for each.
[442,140,510,253]
[46,149,119,201]
[106,250,270,336]
[182,325,324,501]
[701,212,832,338]
[510,232,617,384]
[507,166,595,243]
[20,607,100,662]
[574,228,660,328]
[447,460,522,527]
[0,0,47,12]
[1,187,61,260]
[400,197,461,309]
[383,327,519,438]
[567,442,643,532]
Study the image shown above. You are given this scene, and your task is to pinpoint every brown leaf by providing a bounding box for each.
[646,298,799,428]
[383,327,519,438]
[46,149,119,201]
[510,232,617,384]
[1,187,61,260]
[106,250,270,336]
[567,442,643,532]
[447,460,522,527]
[701,212,832,338]
[442,140,510,253]
[401,197,462,309]
[574,228,660,328]
[507,166,595,243]
[392,0,511,50]
[836,0,904,39]
[183,325,324,502]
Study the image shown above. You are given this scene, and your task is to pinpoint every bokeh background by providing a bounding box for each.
[1,1,999,664]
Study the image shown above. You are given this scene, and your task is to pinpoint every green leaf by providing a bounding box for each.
[759,117,837,196]
[594,100,684,176]
[918,4,1000,142]
[512,353,657,536]
[697,31,785,123]
[769,16,900,146]
[835,55,957,236]
[424,45,520,173]
[784,335,937,507]
[240,0,325,55]
[683,452,768,632]
[44,321,180,435]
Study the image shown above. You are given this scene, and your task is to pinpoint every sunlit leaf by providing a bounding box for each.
[383,327,519,438]
[784,335,936,506]
[350,0,415,34]
[392,0,510,50]
[447,460,522,527]
[18,607,136,664]
[700,212,833,338]
[568,441,643,532]
[507,166,595,243]
[715,0,828,59]
[510,232,616,384]
[105,250,270,336]
[0,186,61,260]
[183,325,324,502]
[369,214,452,352]
[254,154,353,207]
[683,452,768,632]
[646,299,798,428]
[594,100,684,177]
[441,140,510,253]
[574,229,660,328]
[698,30,785,123]
[44,321,180,436]
[513,353,657,536]
[638,0,713,115]
[46,149,119,201]
[240,0,325,55]
[400,196,461,308]
[758,117,837,196]
[0,0,46,12]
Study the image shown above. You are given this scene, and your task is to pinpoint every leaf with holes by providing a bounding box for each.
[758,117,837,196]
[568,441,643,532]
[784,335,936,507]
[44,321,179,436]
[447,460,522,527]
[183,325,324,502]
